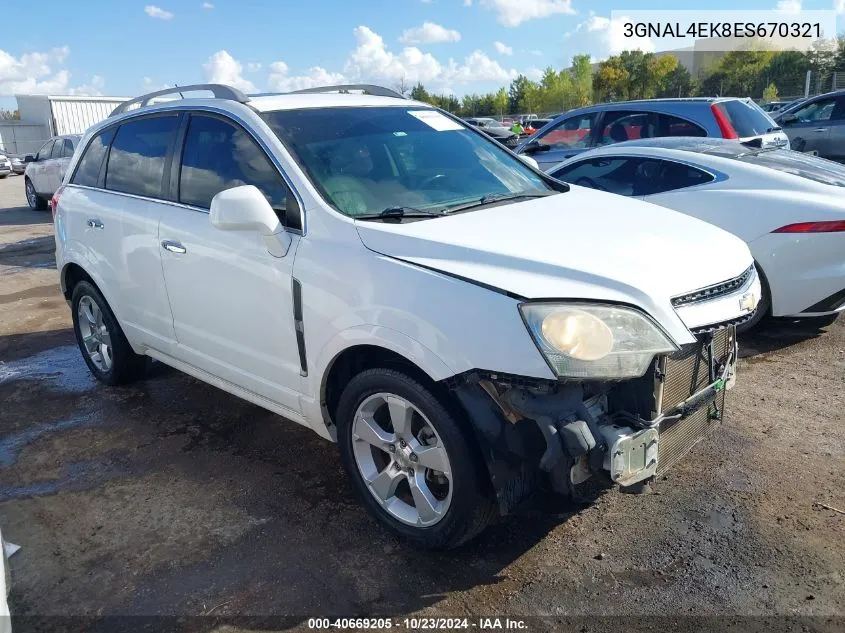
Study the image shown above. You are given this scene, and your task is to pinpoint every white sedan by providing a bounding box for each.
[550,138,845,330]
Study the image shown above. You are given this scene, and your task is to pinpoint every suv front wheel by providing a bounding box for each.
[337,368,496,549]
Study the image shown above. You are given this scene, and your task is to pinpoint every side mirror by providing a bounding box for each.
[521,140,551,155]
[24,155,35,163]
[210,185,292,258]
[517,154,539,170]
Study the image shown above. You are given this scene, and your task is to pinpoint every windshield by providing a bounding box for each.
[737,149,845,187]
[261,107,554,217]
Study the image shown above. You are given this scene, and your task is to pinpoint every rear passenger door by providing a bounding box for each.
[64,115,181,352]
[157,112,304,415]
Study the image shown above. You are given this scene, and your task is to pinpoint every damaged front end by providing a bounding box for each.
[447,326,738,514]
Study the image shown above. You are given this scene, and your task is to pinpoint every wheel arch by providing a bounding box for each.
[319,342,452,440]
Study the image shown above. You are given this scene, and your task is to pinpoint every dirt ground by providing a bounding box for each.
[0,174,843,632]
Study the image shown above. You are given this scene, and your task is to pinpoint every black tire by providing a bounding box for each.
[25,178,48,211]
[337,368,496,550]
[737,264,772,334]
[71,280,147,385]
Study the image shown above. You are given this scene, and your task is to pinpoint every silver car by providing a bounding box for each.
[0,154,10,178]
[24,135,81,210]
[774,90,845,162]
[517,97,789,171]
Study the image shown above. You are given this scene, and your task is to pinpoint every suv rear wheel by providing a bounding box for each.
[337,368,496,549]
[71,281,147,385]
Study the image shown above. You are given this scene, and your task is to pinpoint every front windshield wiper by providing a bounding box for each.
[354,206,446,221]
[442,190,557,215]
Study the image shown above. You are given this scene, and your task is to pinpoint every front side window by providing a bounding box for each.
[50,141,64,160]
[71,128,116,188]
[536,113,596,150]
[36,141,54,161]
[791,98,837,123]
[62,139,75,158]
[105,115,180,198]
[179,114,293,226]
[261,107,554,217]
[552,157,659,196]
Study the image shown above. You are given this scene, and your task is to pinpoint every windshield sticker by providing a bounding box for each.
[408,110,464,132]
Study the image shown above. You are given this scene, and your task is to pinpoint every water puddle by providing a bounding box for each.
[0,344,95,393]
[0,413,98,467]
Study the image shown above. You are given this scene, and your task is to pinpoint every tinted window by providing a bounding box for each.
[71,128,116,188]
[50,141,64,159]
[537,113,596,149]
[790,97,838,123]
[106,115,179,198]
[553,157,660,196]
[737,149,845,187]
[179,114,296,226]
[659,114,707,137]
[598,111,656,145]
[261,107,553,218]
[36,141,54,161]
[650,160,714,194]
[713,100,777,137]
[62,139,75,158]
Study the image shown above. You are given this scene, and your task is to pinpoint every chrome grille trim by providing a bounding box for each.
[671,265,755,307]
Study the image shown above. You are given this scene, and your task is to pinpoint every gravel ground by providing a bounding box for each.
[0,175,843,632]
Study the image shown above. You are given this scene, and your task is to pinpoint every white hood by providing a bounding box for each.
[355,186,754,343]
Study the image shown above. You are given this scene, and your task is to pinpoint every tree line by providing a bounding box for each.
[408,38,845,117]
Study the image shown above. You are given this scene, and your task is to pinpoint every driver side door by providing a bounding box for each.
[28,140,54,195]
[781,97,837,155]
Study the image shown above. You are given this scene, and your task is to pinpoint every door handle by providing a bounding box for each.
[814,128,828,132]
[161,240,187,254]
[86,219,104,229]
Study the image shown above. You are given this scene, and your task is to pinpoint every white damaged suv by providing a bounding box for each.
[53,84,761,549]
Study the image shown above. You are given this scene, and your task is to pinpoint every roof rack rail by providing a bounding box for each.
[289,84,406,99]
[110,83,250,117]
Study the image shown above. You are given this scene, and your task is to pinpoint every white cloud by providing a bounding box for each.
[246,62,262,72]
[345,26,444,84]
[464,0,472,5]
[479,0,575,27]
[399,22,461,45]
[202,1,215,8]
[525,67,544,81]
[447,50,518,83]
[565,13,655,61]
[529,49,543,56]
[776,0,801,12]
[202,50,257,92]
[144,5,174,19]
[494,41,513,55]
[0,46,99,96]
[267,61,346,91]
[836,0,845,14]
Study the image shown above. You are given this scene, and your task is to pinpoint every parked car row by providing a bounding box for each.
[50,83,765,549]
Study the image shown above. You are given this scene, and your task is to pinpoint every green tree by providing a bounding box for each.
[569,54,593,107]
[409,83,431,102]
[762,82,779,103]
[493,87,508,116]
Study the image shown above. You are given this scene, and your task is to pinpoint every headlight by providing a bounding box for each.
[520,303,677,379]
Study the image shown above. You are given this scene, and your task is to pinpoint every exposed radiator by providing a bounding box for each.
[657,326,734,473]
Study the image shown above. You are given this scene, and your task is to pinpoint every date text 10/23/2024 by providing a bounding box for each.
[308,618,529,630]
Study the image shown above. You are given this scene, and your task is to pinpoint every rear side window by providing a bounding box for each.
[179,114,296,227]
[598,111,656,145]
[106,115,180,198]
[72,128,116,187]
[659,114,707,137]
[713,101,776,137]
[50,141,64,160]
[62,139,75,158]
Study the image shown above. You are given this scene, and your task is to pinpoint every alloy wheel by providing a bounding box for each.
[77,295,113,372]
[25,180,37,209]
[352,393,453,527]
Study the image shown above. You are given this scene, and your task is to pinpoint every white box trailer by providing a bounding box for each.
[0,95,128,155]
